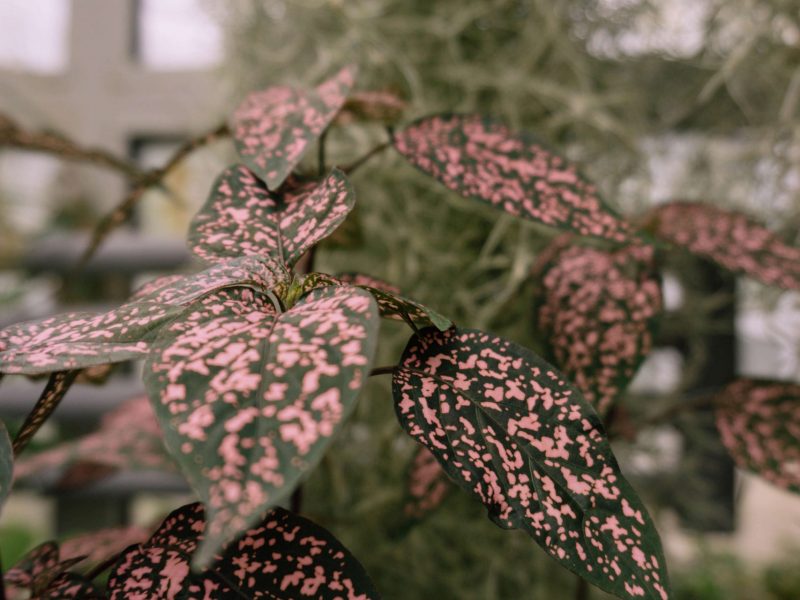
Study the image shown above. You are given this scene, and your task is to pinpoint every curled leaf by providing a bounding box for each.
[232,65,357,189]
[15,395,174,487]
[393,327,669,600]
[13,370,79,455]
[536,243,662,416]
[393,114,633,243]
[189,165,354,268]
[107,502,381,599]
[145,285,379,565]
[715,379,800,494]
[648,201,800,290]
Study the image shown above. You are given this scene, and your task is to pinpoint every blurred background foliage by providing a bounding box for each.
[217,1,800,598]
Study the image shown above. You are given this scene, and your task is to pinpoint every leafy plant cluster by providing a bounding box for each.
[1,64,799,599]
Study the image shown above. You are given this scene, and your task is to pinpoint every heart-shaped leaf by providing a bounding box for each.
[0,257,290,376]
[188,165,354,268]
[0,420,12,515]
[145,285,379,565]
[536,242,662,416]
[648,201,800,290]
[404,445,451,520]
[715,379,800,494]
[107,502,381,599]
[232,65,357,189]
[15,395,174,487]
[393,327,669,600]
[13,370,79,455]
[393,114,633,243]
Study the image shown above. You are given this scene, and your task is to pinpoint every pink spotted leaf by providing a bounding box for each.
[4,541,95,599]
[231,65,357,189]
[188,165,355,268]
[392,327,670,600]
[12,370,79,455]
[393,114,633,243]
[106,502,381,599]
[335,89,407,124]
[144,285,379,566]
[648,201,800,290]
[301,272,452,331]
[404,445,452,520]
[536,242,663,416]
[14,395,175,487]
[60,525,151,571]
[715,379,800,494]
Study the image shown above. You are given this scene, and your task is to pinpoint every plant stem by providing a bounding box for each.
[342,141,391,175]
[369,366,396,377]
[574,576,589,600]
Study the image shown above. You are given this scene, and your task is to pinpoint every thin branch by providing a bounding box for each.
[13,370,79,456]
[77,122,230,267]
[0,112,143,179]
[342,141,391,175]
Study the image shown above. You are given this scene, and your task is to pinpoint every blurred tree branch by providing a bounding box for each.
[0,112,229,267]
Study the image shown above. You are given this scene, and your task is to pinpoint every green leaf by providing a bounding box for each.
[393,113,633,243]
[0,420,12,515]
[231,65,357,189]
[648,200,800,290]
[715,379,800,494]
[392,327,670,600]
[144,285,379,566]
[107,502,381,599]
[188,165,355,268]
[535,241,662,416]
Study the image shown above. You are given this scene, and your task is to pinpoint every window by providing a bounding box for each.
[134,0,223,70]
[0,0,71,73]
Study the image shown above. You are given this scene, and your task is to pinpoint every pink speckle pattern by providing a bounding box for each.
[144,285,378,564]
[404,445,452,519]
[715,379,800,493]
[393,114,633,243]
[651,201,800,290]
[392,327,669,600]
[4,541,99,600]
[60,525,150,571]
[537,243,662,416]
[232,65,357,189]
[188,165,354,268]
[15,395,175,486]
[12,370,78,453]
[107,502,381,599]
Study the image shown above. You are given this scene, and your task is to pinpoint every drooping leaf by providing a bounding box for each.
[60,525,150,570]
[145,285,379,565]
[393,327,670,600]
[14,395,174,487]
[0,256,290,376]
[404,445,452,520]
[648,201,800,290]
[536,242,662,416]
[13,370,79,455]
[0,420,12,514]
[107,502,380,599]
[188,165,354,268]
[231,65,357,189]
[336,272,402,295]
[393,114,633,243]
[4,541,93,599]
[715,379,800,494]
